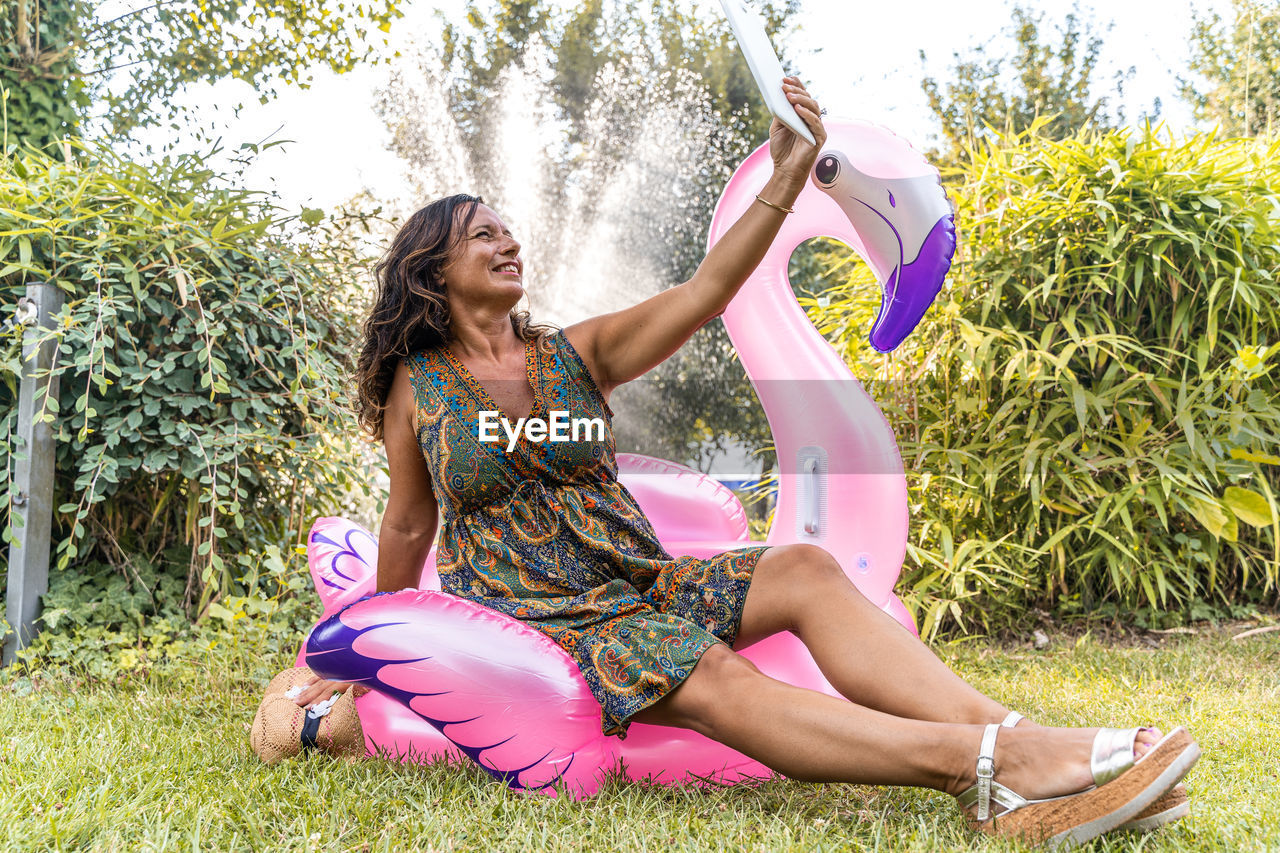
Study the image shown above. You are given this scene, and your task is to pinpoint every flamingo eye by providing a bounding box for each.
[815,154,840,187]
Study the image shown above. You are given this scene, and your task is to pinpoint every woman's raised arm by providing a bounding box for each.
[565,77,826,396]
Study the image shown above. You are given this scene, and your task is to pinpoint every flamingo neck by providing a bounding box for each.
[721,237,852,384]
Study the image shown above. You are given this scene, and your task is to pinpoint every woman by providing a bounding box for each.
[295,78,1197,843]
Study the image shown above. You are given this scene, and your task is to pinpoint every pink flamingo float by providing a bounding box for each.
[300,118,955,796]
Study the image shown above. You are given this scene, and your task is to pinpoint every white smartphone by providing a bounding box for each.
[718,0,816,145]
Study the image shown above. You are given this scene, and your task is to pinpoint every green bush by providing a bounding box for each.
[13,541,321,682]
[1,141,376,663]
[0,0,88,154]
[807,122,1280,638]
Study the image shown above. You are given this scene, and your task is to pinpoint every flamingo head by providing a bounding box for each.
[711,119,956,357]
[811,149,956,353]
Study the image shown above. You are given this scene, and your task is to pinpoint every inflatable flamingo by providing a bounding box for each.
[302,118,955,797]
[710,120,956,628]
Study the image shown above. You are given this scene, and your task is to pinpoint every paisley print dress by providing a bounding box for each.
[406,330,768,736]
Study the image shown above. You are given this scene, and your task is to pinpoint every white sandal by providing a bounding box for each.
[1001,712,1191,833]
[956,721,1200,848]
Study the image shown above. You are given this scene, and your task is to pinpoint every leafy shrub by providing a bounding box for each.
[11,542,320,682]
[0,0,88,153]
[1,140,377,651]
[807,122,1280,637]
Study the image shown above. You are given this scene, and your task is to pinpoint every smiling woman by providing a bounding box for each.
[443,206,526,297]
[351,194,555,442]
[292,78,1201,846]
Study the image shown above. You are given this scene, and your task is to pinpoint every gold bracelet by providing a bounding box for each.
[754,194,794,215]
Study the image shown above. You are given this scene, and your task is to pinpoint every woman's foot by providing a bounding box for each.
[948,725,1161,802]
[994,714,1188,834]
[951,722,1200,846]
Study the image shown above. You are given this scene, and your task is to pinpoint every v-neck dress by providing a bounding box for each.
[405,330,768,736]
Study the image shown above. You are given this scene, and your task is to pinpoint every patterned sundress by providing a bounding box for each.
[405,329,768,736]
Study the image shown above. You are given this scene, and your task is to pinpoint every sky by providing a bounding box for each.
[130,0,1234,214]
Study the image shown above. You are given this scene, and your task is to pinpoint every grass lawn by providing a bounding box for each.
[1,623,1277,852]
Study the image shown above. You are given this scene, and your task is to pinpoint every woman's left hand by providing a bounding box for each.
[769,77,826,183]
[292,678,370,710]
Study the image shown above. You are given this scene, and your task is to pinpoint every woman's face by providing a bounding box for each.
[439,204,523,307]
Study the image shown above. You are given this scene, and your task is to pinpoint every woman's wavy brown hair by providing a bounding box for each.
[355,193,551,441]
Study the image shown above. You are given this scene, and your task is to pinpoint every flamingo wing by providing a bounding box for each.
[306,589,618,796]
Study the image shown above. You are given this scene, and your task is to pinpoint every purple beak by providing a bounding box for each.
[868,214,956,353]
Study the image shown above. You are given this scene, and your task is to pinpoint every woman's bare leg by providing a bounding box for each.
[732,545,1162,755]
[631,644,1103,798]
[733,544,1022,724]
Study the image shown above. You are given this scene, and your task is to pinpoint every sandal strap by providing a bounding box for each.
[955,776,1032,817]
[976,723,999,820]
[1091,726,1142,786]
[958,723,1046,822]
[1001,711,1024,728]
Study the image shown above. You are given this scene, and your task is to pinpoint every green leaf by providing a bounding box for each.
[1230,448,1280,466]
[1223,486,1275,527]
[1184,493,1238,542]
[1071,383,1087,430]
[207,602,235,622]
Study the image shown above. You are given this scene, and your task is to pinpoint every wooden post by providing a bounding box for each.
[3,281,62,665]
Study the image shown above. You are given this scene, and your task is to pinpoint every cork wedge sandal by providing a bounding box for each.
[1001,712,1190,834]
[956,722,1200,848]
